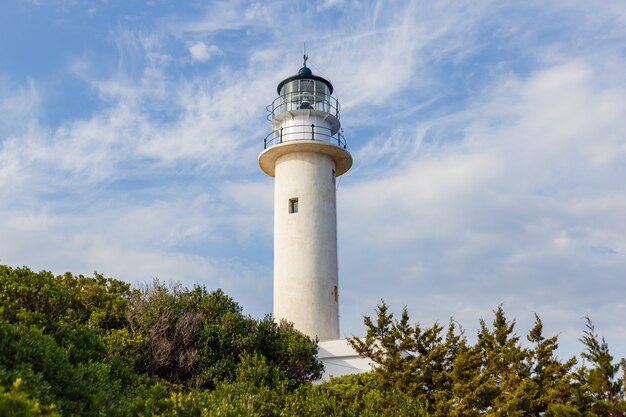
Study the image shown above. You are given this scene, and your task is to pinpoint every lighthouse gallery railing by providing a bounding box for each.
[263,124,347,150]
[264,91,345,150]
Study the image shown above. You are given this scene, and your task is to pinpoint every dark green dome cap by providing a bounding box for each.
[298,66,313,76]
[277,65,334,95]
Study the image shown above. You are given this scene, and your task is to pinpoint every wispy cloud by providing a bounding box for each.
[0,77,41,136]
[339,53,626,356]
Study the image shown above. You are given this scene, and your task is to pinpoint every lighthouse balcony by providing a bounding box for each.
[267,91,340,121]
[263,124,348,150]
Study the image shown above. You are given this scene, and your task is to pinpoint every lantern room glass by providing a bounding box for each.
[279,79,330,111]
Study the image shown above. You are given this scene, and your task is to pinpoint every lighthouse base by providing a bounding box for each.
[316,338,376,381]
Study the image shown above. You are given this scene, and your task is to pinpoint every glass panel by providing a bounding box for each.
[279,81,296,111]
[277,79,331,112]
[298,80,314,108]
[299,79,314,93]
[279,80,295,96]
[315,80,329,97]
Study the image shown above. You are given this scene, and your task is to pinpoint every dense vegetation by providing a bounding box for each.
[0,264,624,416]
[348,303,626,416]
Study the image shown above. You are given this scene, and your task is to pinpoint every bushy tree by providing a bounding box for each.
[314,371,428,416]
[0,319,140,417]
[127,280,323,388]
[0,266,324,415]
[0,265,131,364]
[0,378,59,417]
[349,302,586,416]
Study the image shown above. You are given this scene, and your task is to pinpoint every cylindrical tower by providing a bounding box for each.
[259,60,352,341]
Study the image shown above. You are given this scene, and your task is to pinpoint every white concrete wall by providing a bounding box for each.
[273,150,339,341]
[317,339,375,381]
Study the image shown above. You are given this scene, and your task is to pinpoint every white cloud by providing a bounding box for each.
[337,56,626,357]
[318,0,343,11]
[188,42,222,62]
[0,77,41,137]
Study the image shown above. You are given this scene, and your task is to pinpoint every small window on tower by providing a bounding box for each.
[289,198,298,214]
[332,169,336,185]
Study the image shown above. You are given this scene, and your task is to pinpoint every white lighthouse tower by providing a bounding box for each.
[259,57,352,341]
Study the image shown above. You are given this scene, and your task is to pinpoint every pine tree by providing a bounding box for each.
[577,317,626,416]
[349,302,590,416]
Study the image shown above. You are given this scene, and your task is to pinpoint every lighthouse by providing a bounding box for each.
[259,57,352,341]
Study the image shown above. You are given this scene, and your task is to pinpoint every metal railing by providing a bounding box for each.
[263,124,348,150]
[266,91,340,121]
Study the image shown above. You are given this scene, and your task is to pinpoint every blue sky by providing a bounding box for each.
[1,0,626,361]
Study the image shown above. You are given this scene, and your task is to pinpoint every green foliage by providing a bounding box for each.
[2,264,626,416]
[163,354,427,417]
[526,314,579,414]
[349,301,626,417]
[0,266,130,332]
[0,265,131,365]
[127,280,323,389]
[0,265,326,415]
[0,320,110,416]
[0,379,60,417]
[315,372,429,416]
[576,317,626,416]
[113,353,427,417]
[317,372,380,405]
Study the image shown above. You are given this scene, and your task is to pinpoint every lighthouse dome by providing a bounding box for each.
[276,66,334,95]
[298,66,313,76]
